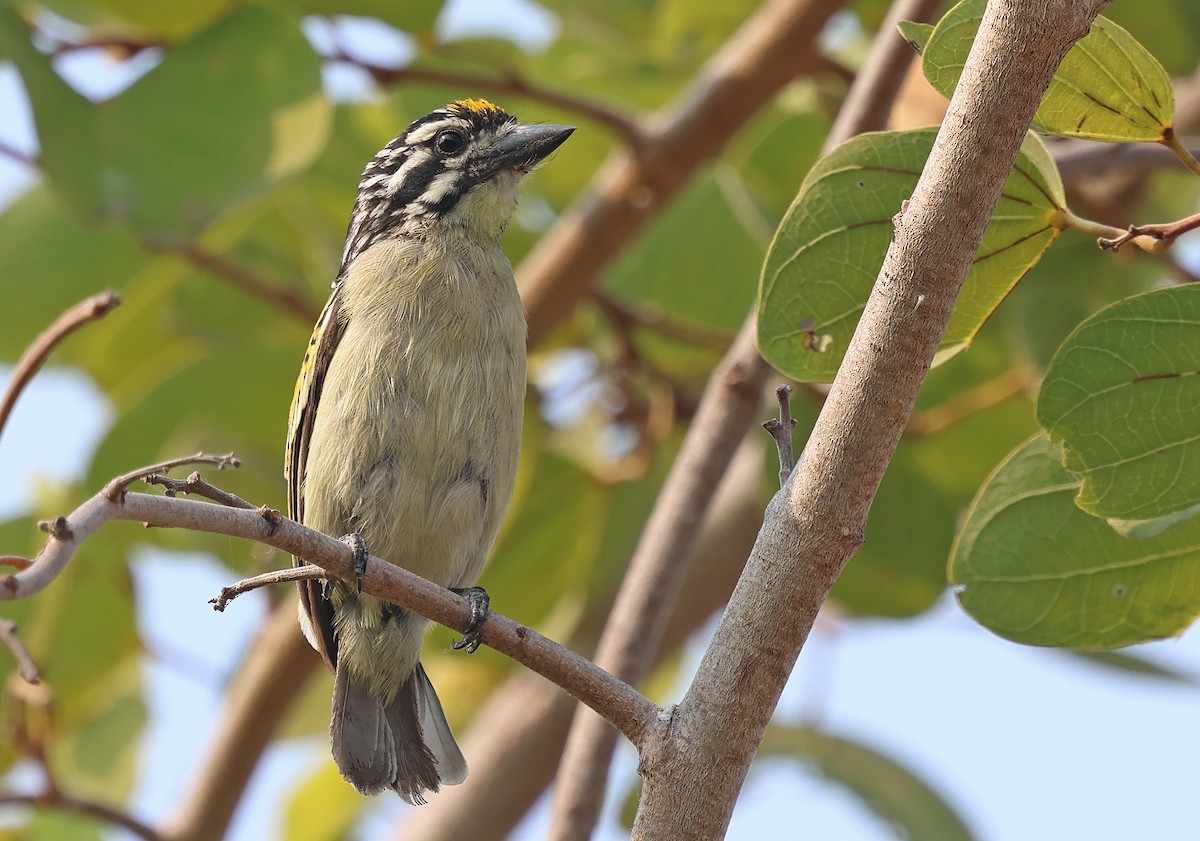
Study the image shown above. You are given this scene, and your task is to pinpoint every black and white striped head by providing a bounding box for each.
[339,99,573,271]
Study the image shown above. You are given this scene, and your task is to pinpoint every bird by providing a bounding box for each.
[284,99,573,802]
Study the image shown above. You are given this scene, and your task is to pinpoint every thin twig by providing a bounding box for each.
[144,471,254,509]
[1098,209,1200,252]
[330,51,643,143]
[103,453,240,502]
[210,565,327,611]
[591,291,733,351]
[0,793,164,841]
[0,291,120,444]
[0,618,40,684]
[762,385,797,487]
[144,239,320,324]
[0,139,37,167]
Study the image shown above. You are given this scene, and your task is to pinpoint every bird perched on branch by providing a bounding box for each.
[285,99,573,802]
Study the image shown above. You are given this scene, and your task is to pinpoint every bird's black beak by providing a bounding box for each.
[478,124,575,179]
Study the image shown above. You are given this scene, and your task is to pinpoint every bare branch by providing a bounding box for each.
[1098,209,1200,252]
[545,0,941,835]
[631,2,1112,837]
[144,239,320,324]
[0,792,164,841]
[143,470,254,509]
[0,290,120,443]
[209,565,327,611]
[0,618,40,684]
[103,453,240,502]
[0,139,37,167]
[332,51,643,144]
[591,291,732,352]
[3,483,657,748]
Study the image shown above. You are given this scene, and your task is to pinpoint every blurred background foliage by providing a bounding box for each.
[0,0,1198,839]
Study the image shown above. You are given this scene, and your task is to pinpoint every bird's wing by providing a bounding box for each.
[285,283,346,671]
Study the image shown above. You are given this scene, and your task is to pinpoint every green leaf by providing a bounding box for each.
[33,0,230,40]
[287,0,445,34]
[950,434,1200,648]
[21,544,139,708]
[6,6,331,236]
[758,726,976,841]
[1062,649,1196,685]
[606,173,763,334]
[0,4,102,219]
[757,128,1061,383]
[830,445,957,618]
[922,0,1174,142]
[96,5,330,235]
[0,188,147,362]
[1036,284,1200,523]
[896,20,933,55]
[283,760,365,841]
[49,659,146,802]
[24,810,105,841]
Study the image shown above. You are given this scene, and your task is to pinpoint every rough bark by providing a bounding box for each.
[631,1,1111,838]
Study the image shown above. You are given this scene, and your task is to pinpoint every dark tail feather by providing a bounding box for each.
[330,662,466,804]
[330,665,395,797]
[408,663,468,786]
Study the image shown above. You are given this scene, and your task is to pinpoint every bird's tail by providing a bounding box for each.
[330,662,468,803]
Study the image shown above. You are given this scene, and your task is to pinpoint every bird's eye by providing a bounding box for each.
[434,130,466,156]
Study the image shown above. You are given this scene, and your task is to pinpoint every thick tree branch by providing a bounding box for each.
[3,484,657,749]
[631,2,1111,838]
[544,0,942,836]
[0,290,119,443]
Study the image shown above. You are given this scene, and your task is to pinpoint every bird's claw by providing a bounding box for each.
[340,532,369,593]
[451,587,490,653]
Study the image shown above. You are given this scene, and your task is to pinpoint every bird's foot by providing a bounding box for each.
[450,587,490,654]
[340,532,369,593]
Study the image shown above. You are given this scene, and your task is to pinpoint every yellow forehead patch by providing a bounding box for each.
[449,98,506,116]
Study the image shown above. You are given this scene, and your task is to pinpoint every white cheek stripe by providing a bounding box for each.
[419,169,463,206]
[387,150,433,195]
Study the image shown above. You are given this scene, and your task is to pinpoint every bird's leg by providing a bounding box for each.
[450,587,490,653]
[340,532,370,593]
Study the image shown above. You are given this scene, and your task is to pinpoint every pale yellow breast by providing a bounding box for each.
[301,235,527,589]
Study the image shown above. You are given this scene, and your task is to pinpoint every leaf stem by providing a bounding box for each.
[1162,129,1200,178]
